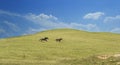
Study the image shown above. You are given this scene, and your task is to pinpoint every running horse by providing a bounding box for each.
[56,38,63,42]
[39,37,49,42]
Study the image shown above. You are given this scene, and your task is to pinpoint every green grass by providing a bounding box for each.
[0,29,120,65]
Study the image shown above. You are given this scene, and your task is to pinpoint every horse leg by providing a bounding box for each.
[46,39,48,42]
[41,39,43,42]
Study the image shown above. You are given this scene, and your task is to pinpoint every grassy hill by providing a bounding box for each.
[0,29,120,65]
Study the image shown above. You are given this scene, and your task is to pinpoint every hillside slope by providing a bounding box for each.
[0,29,120,65]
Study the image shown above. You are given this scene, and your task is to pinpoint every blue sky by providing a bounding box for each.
[0,0,120,38]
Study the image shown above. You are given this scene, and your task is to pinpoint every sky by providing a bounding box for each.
[0,0,120,38]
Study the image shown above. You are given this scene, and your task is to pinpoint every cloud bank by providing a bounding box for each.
[24,13,99,34]
[0,10,120,38]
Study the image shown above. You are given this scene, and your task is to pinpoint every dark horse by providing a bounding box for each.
[56,38,63,42]
[39,37,49,42]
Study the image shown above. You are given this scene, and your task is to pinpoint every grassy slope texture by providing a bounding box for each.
[0,29,120,65]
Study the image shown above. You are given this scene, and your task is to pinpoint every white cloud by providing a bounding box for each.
[83,12,104,20]
[0,28,10,37]
[111,28,120,33]
[25,13,70,28]
[37,13,58,20]
[0,29,6,34]
[104,15,120,23]
[69,23,99,31]
[4,21,20,32]
[23,28,47,35]
[0,10,20,17]
[25,13,58,22]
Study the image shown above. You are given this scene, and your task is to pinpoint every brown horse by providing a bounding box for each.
[39,37,49,42]
[56,38,63,42]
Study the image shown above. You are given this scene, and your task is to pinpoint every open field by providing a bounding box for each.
[0,29,120,65]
